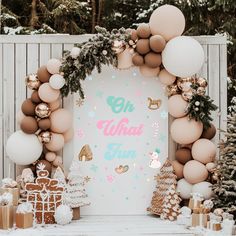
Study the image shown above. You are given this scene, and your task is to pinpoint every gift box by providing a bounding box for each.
[15,213,33,229]
[0,188,19,206]
[177,215,191,226]
[188,193,203,210]
[72,207,80,220]
[192,213,208,228]
[0,205,13,229]
[207,221,222,231]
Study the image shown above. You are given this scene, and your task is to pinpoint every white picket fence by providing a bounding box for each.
[0,35,227,179]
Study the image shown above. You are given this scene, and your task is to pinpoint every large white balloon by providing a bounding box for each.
[177,178,193,199]
[162,36,204,77]
[6,131,42,165]
[47,58,61,74]
[49,74,65,89]
[192,181,213,200]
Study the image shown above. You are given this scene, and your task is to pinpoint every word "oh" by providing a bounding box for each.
[107,96,135,113]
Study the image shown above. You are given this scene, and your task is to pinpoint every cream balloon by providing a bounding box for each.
[6,131,42,165]
[50,108,72,133]
[183,160,208,184]
[38,83,60,103]
[45,152,57,162]
[158,69,176,85]
[139,65,160,77]
[192,139,216,164]
[162,36,204,77]
[45,133,64,152]
[53,156,63,167]
[168,95,188,118]
[170,116,203,144]
[47,58,61,74]
[63,128,74,143]
[49,74,65,89]
[49,99,61,112]
[149,5,185,41]
[176,178,193,199]
[117,48,133,69]
[192,182,213,200]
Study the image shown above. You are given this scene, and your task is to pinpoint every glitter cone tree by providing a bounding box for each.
[147,160,177,215]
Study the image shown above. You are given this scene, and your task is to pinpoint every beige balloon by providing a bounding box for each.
[158,69,176,85]
[139,65,160,77]
[45,133,64,152]
[170,116,203,144]
[38,83,60,103]
[63,127,74,143]
[168,94,188,118]
[50,99,61,112]
[149,5,185,41]
[192,139,216,164]
[45,152,57,162]
[171,160,184,179]
[53,155,63,167]
[117,48,133,69]
[183,160,208,184]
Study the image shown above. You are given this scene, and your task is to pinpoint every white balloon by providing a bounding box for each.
[192,181,213,200]
[47,58,61,74]
[70,47,81,59]
[6,131,42,165]
[49,74,65,89]
[177,178,193,199]
[162,36,204,77]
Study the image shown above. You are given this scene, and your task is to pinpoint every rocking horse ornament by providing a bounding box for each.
[147,97,162,110]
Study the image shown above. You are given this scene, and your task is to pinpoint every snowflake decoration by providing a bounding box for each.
[77,129,84,138]
[160,110,168,119]
[84,176,91,183]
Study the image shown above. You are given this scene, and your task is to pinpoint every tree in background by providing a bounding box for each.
[212,109,236,218]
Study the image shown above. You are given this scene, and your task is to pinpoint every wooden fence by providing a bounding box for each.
[0,35,227,179]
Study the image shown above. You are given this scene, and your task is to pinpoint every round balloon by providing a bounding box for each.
[149,5,185,41]
[206,162,216,172]
[6,131,42,165]
[136,39,150,55]
[63,128,74,143]
[45,152,57,162]
[201,123,216,140]
[171,160,184,179]
[38,118,51,130]
[37,65,51,83]
[176,178,193,199]
[50,108,72,133]
[45,133,64,152]
[16,110,26,125]
[21,99,36,116]
[139,65,160,77]
[132,53,144,66]
[31,91,42,104]
[117,48,133,69]
[158,69,176,85]
[175,148,192,164]
[183,160,208,184]
[149,35,166,53]
[170,116,203,144]
[38,82,60,103]
[192,139,216,164]
[20,116,38,134]
[162,36,204,77]
[144,52,162,68]
[192,182,213,200]
[47,58,61,74]
[53,155,63,167]
[49,74,65,89]
[168,95,188,118]
[136,23,151,39]
[49,99,61,112]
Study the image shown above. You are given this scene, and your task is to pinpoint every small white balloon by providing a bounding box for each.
[162,36,204,77]
[70,47,81,59]
[6,131,42,165]
[192,181,213,200]
[177,178,193,199]
[49,74,65,89]
[47,58,61,74]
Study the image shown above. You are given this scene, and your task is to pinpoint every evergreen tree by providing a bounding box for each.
[147,160,177,215]
[212,111,236,218]
[53,166,66,187]
[65,158,90,208]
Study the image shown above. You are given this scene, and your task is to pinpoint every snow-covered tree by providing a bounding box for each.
[53,167,67,187]
[65,158,90,208]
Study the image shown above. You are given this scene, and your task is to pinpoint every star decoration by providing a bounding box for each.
[84,176,91,183]
[160,110,168,119]
[90,164,98,172]
[76,98,84,107]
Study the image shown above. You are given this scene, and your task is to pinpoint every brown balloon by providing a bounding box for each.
[36,160,52,175]
[137,23,151,39]
[201,123,216,140]
[136,39,150,55]
[20,116,38,134]
[171,160,184,179]
[144,52,162,68]
[132,53,144,66]
[21,99,36,116]
[38,118,51,131]
[31,90,42,104]
[35,103,51,118]
[25,74,41,90]
[175,148,192,165]
[38,131,52,144]
[149,35,166,53]
[37,65,51,83]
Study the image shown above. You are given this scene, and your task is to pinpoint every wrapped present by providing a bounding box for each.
[206,213,222,231]
[1,178,20,206]
[0,192,13,229]
[192,213,208,228]
[177,206,191,226]
[188,193,203,210]
[221,213,234,235]
[72,207,80,220]
[15,202,33,229]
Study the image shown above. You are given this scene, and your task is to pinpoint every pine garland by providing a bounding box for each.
[60,26,130,98]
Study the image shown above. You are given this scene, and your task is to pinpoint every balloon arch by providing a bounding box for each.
[6,5,217,201]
